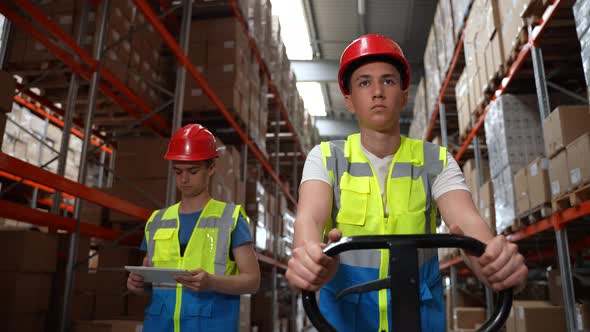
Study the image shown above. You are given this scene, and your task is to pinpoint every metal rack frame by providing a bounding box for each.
[431,1,588,330]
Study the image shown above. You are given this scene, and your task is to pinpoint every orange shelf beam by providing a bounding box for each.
[37,197,74,214]
[439,256,464,271]
[454,0,562,162]
[0,153,152,221]
[0,199,139,243]
[0,170,74,200]
[132,0,297,206]
[440,199,590,270]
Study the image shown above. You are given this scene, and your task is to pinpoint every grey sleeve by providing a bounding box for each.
[432,152,470,200]
[300,145,333,187]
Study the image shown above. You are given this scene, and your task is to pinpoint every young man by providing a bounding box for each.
[127,123,260,332]
[285,34,527,331]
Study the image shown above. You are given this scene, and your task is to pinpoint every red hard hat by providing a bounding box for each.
[164,124,218,161]
[338,34,411,94]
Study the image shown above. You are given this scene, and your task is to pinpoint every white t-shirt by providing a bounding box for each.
[301,143,469,214]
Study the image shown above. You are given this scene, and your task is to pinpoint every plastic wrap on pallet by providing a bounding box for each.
[452,0,472,40]
[424,27,441,121]
[580,30,590,87]
[573,0,590,39]
[491,165,517,234]
[409,78,427,139]
[483,94,545,179]
[434,5,448,84]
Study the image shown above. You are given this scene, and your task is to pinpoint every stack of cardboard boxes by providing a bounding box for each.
[513,157,552,222]
[183,17,251,121]
[462,159,495,232]
[0,230,57,332]
[455,0,550,139]
[209,138,245,206]
[5,0,164,110]
[102,136,170,224]
[505,301,567,332]
[422,0,471,123]
[455,69,471,140]
[544,105,590,201]
[483,94,545,234]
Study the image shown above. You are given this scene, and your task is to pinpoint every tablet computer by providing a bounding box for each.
[125,266,192,285]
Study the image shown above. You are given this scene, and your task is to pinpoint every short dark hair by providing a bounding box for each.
[342,55,406,94]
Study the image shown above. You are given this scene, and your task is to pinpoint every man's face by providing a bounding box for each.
[173,160,215,197]
[344,61,409,133]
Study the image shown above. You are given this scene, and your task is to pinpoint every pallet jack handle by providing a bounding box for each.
[302,234,513,332]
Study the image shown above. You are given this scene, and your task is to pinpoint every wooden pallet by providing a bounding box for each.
[551,182,590,212]
[569,182,590,207]
[515,203,553,228]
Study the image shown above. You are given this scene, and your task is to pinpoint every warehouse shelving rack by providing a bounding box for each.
[0,0,303,330]
[427,1,590,330]
[0,0,299,256]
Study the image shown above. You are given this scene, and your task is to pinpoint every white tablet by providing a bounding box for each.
[125,266,192,286]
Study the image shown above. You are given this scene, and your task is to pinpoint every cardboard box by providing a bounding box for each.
[114,137,170,180]
[0,230,58,272]
[0,71,16,113]
[486,182,506,230]
[527,158,551,208]
[74,319,143,332]
[505,301,549,332]
[577,302,590,331]
[515,301,566,332]
[95,271,128,294]
[98,246,140,269]
[463,159,490,206]
[4,313,46,332]
[445,288,485,331]
[515,167,530,215]
[549,150,570,198]
[0,272,53,313]
[453,307,486,330]
[127,294,150,320]
[566,132,590,187]
[547,269,563,306]
[543,105,590,158]
[94,295,126,320]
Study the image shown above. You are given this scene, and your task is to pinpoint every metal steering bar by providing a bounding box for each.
[301,234,513,332]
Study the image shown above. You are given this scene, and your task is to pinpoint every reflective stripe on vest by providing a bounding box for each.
[197,203,237,275]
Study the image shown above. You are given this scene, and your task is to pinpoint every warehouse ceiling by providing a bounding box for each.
[295,0,437,139]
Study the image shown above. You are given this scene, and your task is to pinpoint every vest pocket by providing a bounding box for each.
[337,176,370,226]
[152,228,177,260]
